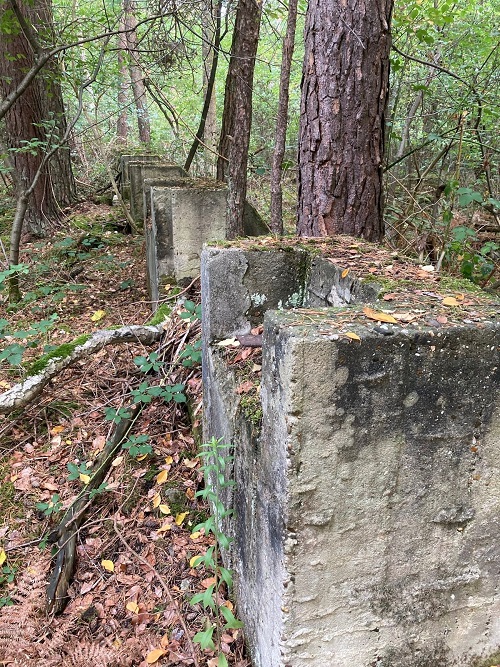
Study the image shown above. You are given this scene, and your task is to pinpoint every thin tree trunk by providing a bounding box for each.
[297,0,393,241]
[216,0,262,238]
[201,3,218,176]
[270,0,298,235]
[123,0,151,145]
[117,18,129,143]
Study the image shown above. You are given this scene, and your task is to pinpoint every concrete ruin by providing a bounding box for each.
[119,154,162,200]
[129,162,187,223]
[145,182,268,302]
[201,241,500,667]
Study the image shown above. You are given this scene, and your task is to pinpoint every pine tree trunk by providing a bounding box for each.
[0,0,76,236]
[297,0,393,241]
[123,0,151,145]
[216,0,262,238]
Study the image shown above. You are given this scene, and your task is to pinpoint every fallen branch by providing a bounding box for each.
[46,402,142,614]
[0,324,163,415]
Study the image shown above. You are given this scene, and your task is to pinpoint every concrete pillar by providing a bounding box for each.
[129,162,187,223]
[201,244,500,667]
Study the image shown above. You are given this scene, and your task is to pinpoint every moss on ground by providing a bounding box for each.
[147,303,172,326]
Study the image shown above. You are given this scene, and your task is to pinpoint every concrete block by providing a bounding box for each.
[129,162,187,223]
[119,154,162,200]
[201,243,500,667]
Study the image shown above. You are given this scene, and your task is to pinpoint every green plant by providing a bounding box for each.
[133,351,164,373]
[122,434,152,457]
[104,407,132,423]
[189,437,243,665]
[180,299,202,322]
[130,381,186,404]
[66,461,92,481]
[0,560,16,608]
[179,339,202,367]
[36,494,62,517]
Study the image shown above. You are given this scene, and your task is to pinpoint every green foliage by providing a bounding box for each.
[66,461,92,481]
[179,339,202,368]
[130,381,186,404]
[121,434,152,457]
[179,300,201,322]
[104,407,132,423]
[190,437,243,660]
[133,351,163,373]
[36,494,62,517]
[0,561,16,609]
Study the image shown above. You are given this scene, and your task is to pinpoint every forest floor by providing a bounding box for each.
[0,203,248,667]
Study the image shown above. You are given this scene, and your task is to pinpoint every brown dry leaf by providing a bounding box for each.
[236,380,255,394]
[111,455,123,467]
[393,312,417,323]
[160,634,169,649]
[201,576,217,589]
[183,458,199,469]
[92,435,106,452]
[442,296,460,307]
[42,481,59,491]
[217,338,240,348]
[382,293,396,301]
[436,315,448,324]
[50,425,65,435]
[363,307,398,324]
[344,332,361,341]
[146,648,166,664]
[157,521,172,534]
[341,268,350,279]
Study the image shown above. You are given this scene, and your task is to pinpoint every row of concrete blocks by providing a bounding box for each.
[201,245,500,667]
[119,154,268,302]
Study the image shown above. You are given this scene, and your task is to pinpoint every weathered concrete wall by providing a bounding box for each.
[201,245,500,667]
[129,163,187,223]
[147,186,269,301]
[119,154,161,200]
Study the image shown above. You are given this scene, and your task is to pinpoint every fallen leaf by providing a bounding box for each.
[152,493,161,508]
[0,380,10,389]
[50,425,64,435]
[455,293,465,301]
[101,560,114,572]
[436,315,448,324]
[382,293,396,301]
[42,482,59,491]
[157,521,172,534]
[156,470,169,484]
[252,363,262,372]
[201,576,217,589]
[190,555,202,567]
[90,309,106,322]
[159,504,170,515]
[111,456,123,467]
[146,648,166,665]
[236,380,255,394]
[126,601,140,614]
[393,312,417,323]
[80,473,91,484]
[190,531,202,540]
[442,296,460,306]
[363,307,398,324]
[175,512,188,526]
[344,332,361,341]
[0,550,6,566]
[92,435,106,452]
[183,458,199,469]
[341,268,350,278]
[136,453,148,461]
[160,634,169,649]
[165,456,173,465]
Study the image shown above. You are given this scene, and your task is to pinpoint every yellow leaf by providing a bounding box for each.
[341,268,350,279]
[90,309,106,322]
[0,380,11,389]
[363,307,398,324]
[101,559,114,572]
[160,633,169,649]
[79,473,91,485]
[344,332,361,341]
[183,458,199,469]
[156,469,169,484]
[126,601,139,614]
[152,493,161,508]
[175,512,188,526]
[442,296,460,306]
[159,504,171,515]
[190,554,203,568]
[50,425,64,435]
[146,648,166,664]
[455,293,465,301]
[136,453,148,461]
[190,531,202,540]
[112,456,124,467]
[0,550,6,566]
[157,522,172,534]
[164,456,173,465]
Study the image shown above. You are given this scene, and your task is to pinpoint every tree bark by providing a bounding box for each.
[0,0,76,236]
[270,0,298,235]
[123,0,151,145]
[117,17,129,143]
[297,0,393,241]
[216,0,262,238]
